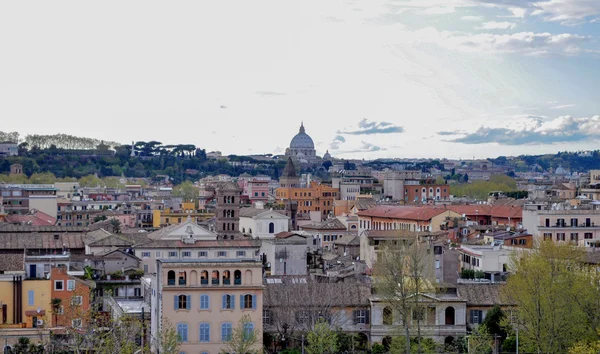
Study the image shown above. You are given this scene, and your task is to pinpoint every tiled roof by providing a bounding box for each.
[264,282,371,307]
[0,224,88,233]
[300,218,347,231]
[5,210,57,226]
[275,232,308,239]
[239,207,287,218]
[333,235,360,246]
[363,229,446,239]
[0,233,86,250]
[0,252,24,272]
[457,284,511,306]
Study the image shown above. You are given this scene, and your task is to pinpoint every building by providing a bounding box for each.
[239,202,290,239]
[457,244,511,280]
[0,141,18,156]
[238,175,271,205]
[300,218,350,251]
[456,284,512,330]
[151,257,264,353]
[260,232,309,276]
[49,266,94,327]
[0,275,53,329]
[0,184,57,217]
[276,181,339,221]
[152,202,214,228]
[522,203,600,246]
[284,123,318,164]
[404,183,451,203]
[215,181,242,240]
[10,163,23,175]
[357,205,462,235]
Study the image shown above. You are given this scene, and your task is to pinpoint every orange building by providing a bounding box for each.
[50,266,94,328]
[276,181,339,220]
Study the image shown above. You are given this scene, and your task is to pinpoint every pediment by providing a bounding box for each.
[161,221,217,240]
[254,210,289,220]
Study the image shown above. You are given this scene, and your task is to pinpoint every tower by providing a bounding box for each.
[215,181,242,239]
[279,157,300,188]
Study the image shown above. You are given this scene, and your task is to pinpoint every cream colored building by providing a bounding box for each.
[152,258,263,354]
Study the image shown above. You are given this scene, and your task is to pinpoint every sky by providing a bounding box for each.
[0,0,599,160]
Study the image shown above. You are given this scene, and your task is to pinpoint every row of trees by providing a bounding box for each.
[449,174,519,200]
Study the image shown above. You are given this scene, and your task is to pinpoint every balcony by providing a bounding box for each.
[212,279,219,285]
[223,279,231,285]
[168,279,175,286]
[234,278,242,285]
[179,279,187,286]
[201,279,208,285]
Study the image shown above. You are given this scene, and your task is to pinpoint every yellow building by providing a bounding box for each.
[152,205,214,228]
[0,276,52,328]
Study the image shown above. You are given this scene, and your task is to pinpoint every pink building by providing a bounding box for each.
[238,175,270,205]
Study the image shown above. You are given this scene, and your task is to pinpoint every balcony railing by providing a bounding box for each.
[223,279,231,285]
[201,279,208,285]
[168,279,175,286]
[179,279,187,286]
[234,278,242,285]
[212,279,219,285]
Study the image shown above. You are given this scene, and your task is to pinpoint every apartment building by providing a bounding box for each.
[151,258,263,353]
[0,184,57,217]
[523,203,600,246]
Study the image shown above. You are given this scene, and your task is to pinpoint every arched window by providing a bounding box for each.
[200,294,210,309]
[189,270,198,286]
[242,227,246,233]
[223,210,227,217]
[249,228,252,234]
[231,211,234,218]
[445,306,455,325]
[383,307,393,325]
[175,294,190,310]
[269,222,275,234]
[199,323,210,342]
[231,196,235,204]
[244,270,252,285]
[212,270,220,285]
[200,270,209,285]
[176,323,188,342]
[234,270,242,285]
[167,270,176,286]
[222,270,231,285]
[242,294,256,309]
[178,271,187,286]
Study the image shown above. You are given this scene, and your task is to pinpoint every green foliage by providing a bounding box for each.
[371,343,386,354]
[389,336,438,353]
[468,324,493,354]
[501,336,517,353]
[220,314,261,354]
[172,180,199,201]
[305,320,339,354]
[481,305,507,339]
[503,241,599,353]
[8,337,44,354]
[450,175,518,200]
[459,269,484,279]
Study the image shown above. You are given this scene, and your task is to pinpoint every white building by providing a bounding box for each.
[239,203,290,239]
[260,233,309,276]
[0,142,18,156]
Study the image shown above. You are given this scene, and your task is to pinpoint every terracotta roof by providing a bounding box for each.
[445,205,522,220]
[300,218,347,231]
[0,224,88,233]
[357,205,448,221]
[0,233,86,250]
[457,284,512,306]
[363,229,446,239]
[275,232,308,239]
[5,210,57,226]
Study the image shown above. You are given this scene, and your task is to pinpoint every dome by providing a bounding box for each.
[323,150,331,159]
[290,123,315,149]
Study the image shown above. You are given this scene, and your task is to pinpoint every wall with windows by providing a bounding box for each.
[157,261,264,354]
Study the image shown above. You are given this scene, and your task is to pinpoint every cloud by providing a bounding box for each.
[461,15,483,21]
[447,115,600,145]
[255,91,286,96]
[329,135,347,150]
[359,141,384,152]
[421,6,456,15]
[338,118,404,135]
[437,130,464,136]
[480,21,517,30]
[549,103,575,109]
[412,28,589,56]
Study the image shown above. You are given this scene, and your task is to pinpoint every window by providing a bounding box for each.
[182,251,191,258]
[71,296,83,306]
[155,251,161,257]
[199,323,210,342]
[470,309,483,324]
[28,290,34,306]
[354,309,369,324]
[134,288,141,297]
[72,319,82,328]
[412,308,424,321]
[175,295,191,310]
[198,251,208,257]
[141,252,151,258]
[236,251,246,257]
[54,280,64,291]
[570,233,579,241]
[242,294,256,309]
[200,294,210,309]
[263,309,272,326]
[585,233,593,239]
[218,251,227,257]
[221,323,233,342]
[143,264,148,273]
[67,280,76,291]
[557,233,566,241]
[222,294,235,309]
[295,310,309,324]
[243,322,255,340]
[543,233,552,241]
[55,306,64,315]
[169,251,178,258]
[177,323,189,342]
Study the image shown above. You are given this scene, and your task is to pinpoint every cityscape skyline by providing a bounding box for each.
[0,1,598,159]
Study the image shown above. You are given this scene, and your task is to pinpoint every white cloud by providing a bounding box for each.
[421,6,456,15]
[505,7,527,18]
[550,103,576,109]
[480,21,517,30]
[461,15,483,21]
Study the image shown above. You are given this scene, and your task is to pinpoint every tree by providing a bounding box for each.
[109,219,122,233]
[502,241,596,353]
[172,180,199,201]
[467,324,493,354]
[220,314,261,354]
[305,319,338,354]
[481,305,507,341]
[373,236,434,354]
